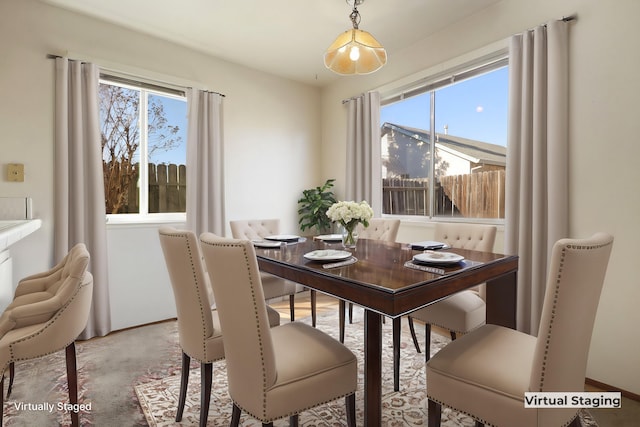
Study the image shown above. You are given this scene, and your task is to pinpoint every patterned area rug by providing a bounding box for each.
[134,309,599,426]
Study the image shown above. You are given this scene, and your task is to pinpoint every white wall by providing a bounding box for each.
[321,0,640,395]
[0,0,322,329]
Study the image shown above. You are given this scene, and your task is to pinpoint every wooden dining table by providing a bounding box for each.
[255,237,518,426]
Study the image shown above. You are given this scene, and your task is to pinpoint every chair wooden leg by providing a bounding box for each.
[393,317,401,392]
[289,414,299,426]
[408,317,421,353]
[289,294,295,321]
[310,289,317,327]
[348,302,353,323]
[1,374,4,427]
[339,300,346,343]
[450,331,457,340]
[262,423,274,427]
[425,323,432,362]
[428,398,442,427]
[345,393,356,427]
[176,352,190,421]
[475,421,485,427]
[199,362,212,427]
[65,342,79,427]
[230,403,242,427]
[6,362,14,398]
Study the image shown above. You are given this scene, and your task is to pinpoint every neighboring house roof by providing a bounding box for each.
[381,122,506,167]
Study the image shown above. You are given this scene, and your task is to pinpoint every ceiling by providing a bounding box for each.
[40,0,500,87]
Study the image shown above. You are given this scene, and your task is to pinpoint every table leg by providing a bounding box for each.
[485,270,517,329]
[364,309,382,426]
[392,317,400,392]
[310,289,317,327]
[339,300,346,343]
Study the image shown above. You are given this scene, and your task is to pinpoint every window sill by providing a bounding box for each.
[106,213,186,227]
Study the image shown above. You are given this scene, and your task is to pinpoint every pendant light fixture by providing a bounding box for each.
[324,0,387,75]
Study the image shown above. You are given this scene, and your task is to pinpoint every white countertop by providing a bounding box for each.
[0,219,42,251]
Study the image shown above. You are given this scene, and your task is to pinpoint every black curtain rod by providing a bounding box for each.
[47,54,226,98]
[341,14,576,105]
[188,88,226,98]
[342,94,364,104]
[541,14,577,28]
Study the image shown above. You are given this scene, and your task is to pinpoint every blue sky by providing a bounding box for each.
[381,66,508,147]
[148,95,188,165]
[149,65,508,166]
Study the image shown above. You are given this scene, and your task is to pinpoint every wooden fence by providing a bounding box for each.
[382,170,505,218]
[440,170,505,218]
[119,163,186,213]
[383,177,430,216]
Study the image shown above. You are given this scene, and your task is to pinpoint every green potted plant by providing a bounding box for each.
[297,179,337,234]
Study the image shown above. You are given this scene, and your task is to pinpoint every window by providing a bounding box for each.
[380,56,508,221]
[99,77,187,220]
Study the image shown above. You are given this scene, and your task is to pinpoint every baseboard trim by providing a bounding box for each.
[585,377,640,402]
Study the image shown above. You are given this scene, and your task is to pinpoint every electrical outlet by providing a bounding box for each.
[7,164,24,182]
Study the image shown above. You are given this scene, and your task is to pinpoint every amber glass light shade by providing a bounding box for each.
[324,28,387,75]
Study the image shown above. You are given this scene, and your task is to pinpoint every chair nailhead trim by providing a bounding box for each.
[427,395,493,426]
[537,239,612,391]
[6,283,88,376]
[429,238,610,426]
[201,240,272,417]
[238,243,272,418]
[201,239,356,423]
[428,395,581,427]
[232,391,355,424]
[164,232,220,363]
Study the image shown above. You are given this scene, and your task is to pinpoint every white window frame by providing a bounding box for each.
[376,45,509,225]
[100,75,188,225]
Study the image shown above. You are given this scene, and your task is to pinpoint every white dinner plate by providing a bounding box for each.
[304,249,353,262]
[252,240,282,248]
[264,234,300,243]
[413,251,464,265]
[315,234,343,242]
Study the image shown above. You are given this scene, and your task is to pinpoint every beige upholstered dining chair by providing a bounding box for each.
[159,227,281,427]
[407,222,497,362]
[355,217,401,241]
[199,233,357,427]
[426,233,614,427]
[230,219,316,325]
[0,243,93,427]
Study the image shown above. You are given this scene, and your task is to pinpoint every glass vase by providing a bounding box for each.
[341,225,358,249]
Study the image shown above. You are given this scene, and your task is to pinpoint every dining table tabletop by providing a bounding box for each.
[254,236,518,426]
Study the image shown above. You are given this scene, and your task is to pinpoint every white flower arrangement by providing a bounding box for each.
[326,200,374,229]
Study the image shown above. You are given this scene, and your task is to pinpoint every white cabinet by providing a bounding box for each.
[0,198,42,310]
[0,219,42,312]
[0,250,11,312]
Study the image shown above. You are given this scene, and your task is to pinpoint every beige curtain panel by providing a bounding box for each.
[505,20,570,335]
[54,57,111,339]
[345,91,382,215]
[186,89,225,237]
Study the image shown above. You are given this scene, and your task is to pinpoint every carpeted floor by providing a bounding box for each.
[2,306,599,426]
[135,309,460,426]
